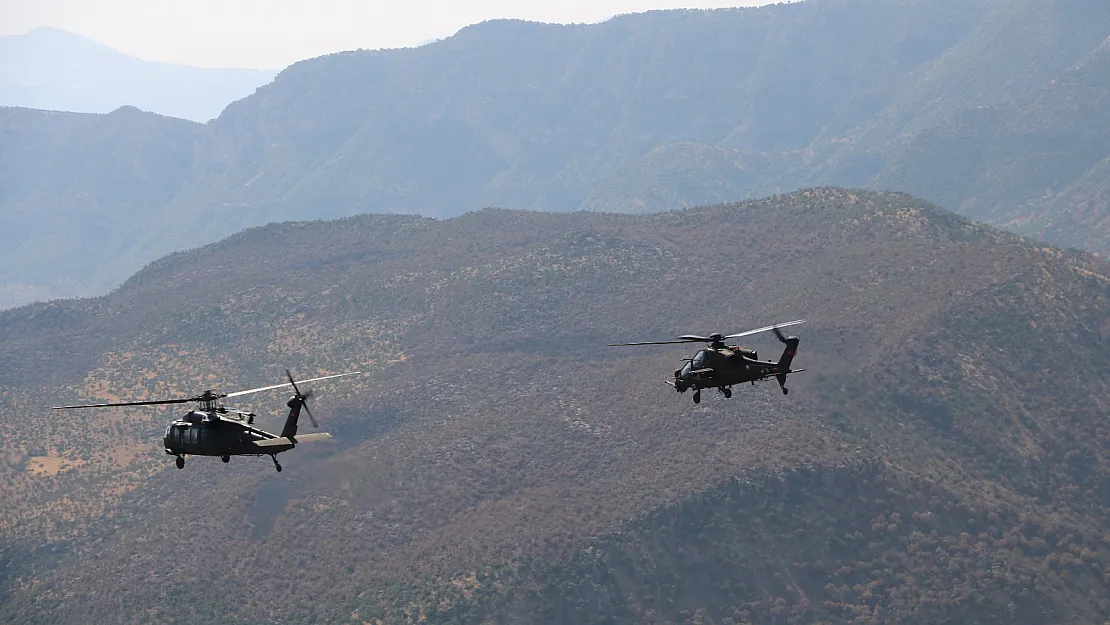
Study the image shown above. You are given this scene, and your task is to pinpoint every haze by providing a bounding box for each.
[3,0,776,69]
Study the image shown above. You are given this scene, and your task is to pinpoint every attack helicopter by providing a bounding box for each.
[607,320,805,404]
[52,370,361,472]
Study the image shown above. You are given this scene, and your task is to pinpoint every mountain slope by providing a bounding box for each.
[2,189,1109,624]
[0,0,991,307]
[0,27,277,122]
[808,0,1110,240]
[0,105,201,306]
[5,0,1110,307]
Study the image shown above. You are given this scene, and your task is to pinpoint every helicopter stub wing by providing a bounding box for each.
[252,432,333,447]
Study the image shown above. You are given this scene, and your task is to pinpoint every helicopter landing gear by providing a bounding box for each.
[720,387,732,399]
[221,455,230,463]
[692,390,701,404]
[782,387,789,395]
[175,456,185,469]
[270,455,282,472]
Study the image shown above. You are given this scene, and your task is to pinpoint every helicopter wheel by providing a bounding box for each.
[782,387,789,395]
[175,456,184,469]
[271,455,282,472]
[692,390,701,404]
[722,387,732,398]
[221,455,230,463]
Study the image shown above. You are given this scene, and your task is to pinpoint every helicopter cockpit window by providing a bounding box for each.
[679,360,693,378]
[691,350,707,368]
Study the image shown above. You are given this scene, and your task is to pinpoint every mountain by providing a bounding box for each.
[809,0,1110,243]
[4,0,1110,309]
[0,27,278,122]
[0,105,201,306]
[2,189,1110,624]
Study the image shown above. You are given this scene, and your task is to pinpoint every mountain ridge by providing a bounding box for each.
[2,0,1110,295]
[4,0,1110,307]
[3,188,1110,623]
[0,0,984,306]
[0,26,278,122]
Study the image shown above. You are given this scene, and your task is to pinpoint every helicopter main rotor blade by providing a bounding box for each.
[723,319,806,340]
[224,371,362,398]
[606,339,701,346]
[52,397,198,410]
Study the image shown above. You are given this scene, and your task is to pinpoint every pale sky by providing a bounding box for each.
[2,0,778,70]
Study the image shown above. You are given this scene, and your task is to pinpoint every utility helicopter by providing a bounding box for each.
[52,370,361,472]
[607,320,805,404]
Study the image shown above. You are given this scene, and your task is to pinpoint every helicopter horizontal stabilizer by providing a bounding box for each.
[756,368,805,380]
[252,432,333,447]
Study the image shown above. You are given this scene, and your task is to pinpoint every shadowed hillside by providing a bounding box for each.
[2,189,1109,624]
[5,0,1110,308]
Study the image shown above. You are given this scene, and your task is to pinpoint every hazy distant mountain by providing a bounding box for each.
[0,26,278,122]
[3,0,1110,309]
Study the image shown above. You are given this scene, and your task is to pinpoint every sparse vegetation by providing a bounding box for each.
[2,189,1109,623]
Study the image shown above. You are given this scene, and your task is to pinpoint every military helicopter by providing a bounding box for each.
[52,370,361,472]
[608,320,805,404]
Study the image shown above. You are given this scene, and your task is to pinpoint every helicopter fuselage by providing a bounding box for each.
[163,412,293,458]
[670,334,802,403]
[672,346,775,388]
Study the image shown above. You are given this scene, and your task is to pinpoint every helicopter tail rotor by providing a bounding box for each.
[285,369,319,429]
[275,369,331,440]
[772,329,801,395]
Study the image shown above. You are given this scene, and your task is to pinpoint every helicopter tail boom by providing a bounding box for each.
[773,332,800,393]
[281,395,306,438]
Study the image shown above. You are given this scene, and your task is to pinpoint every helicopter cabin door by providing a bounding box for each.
[179,425,197,453]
